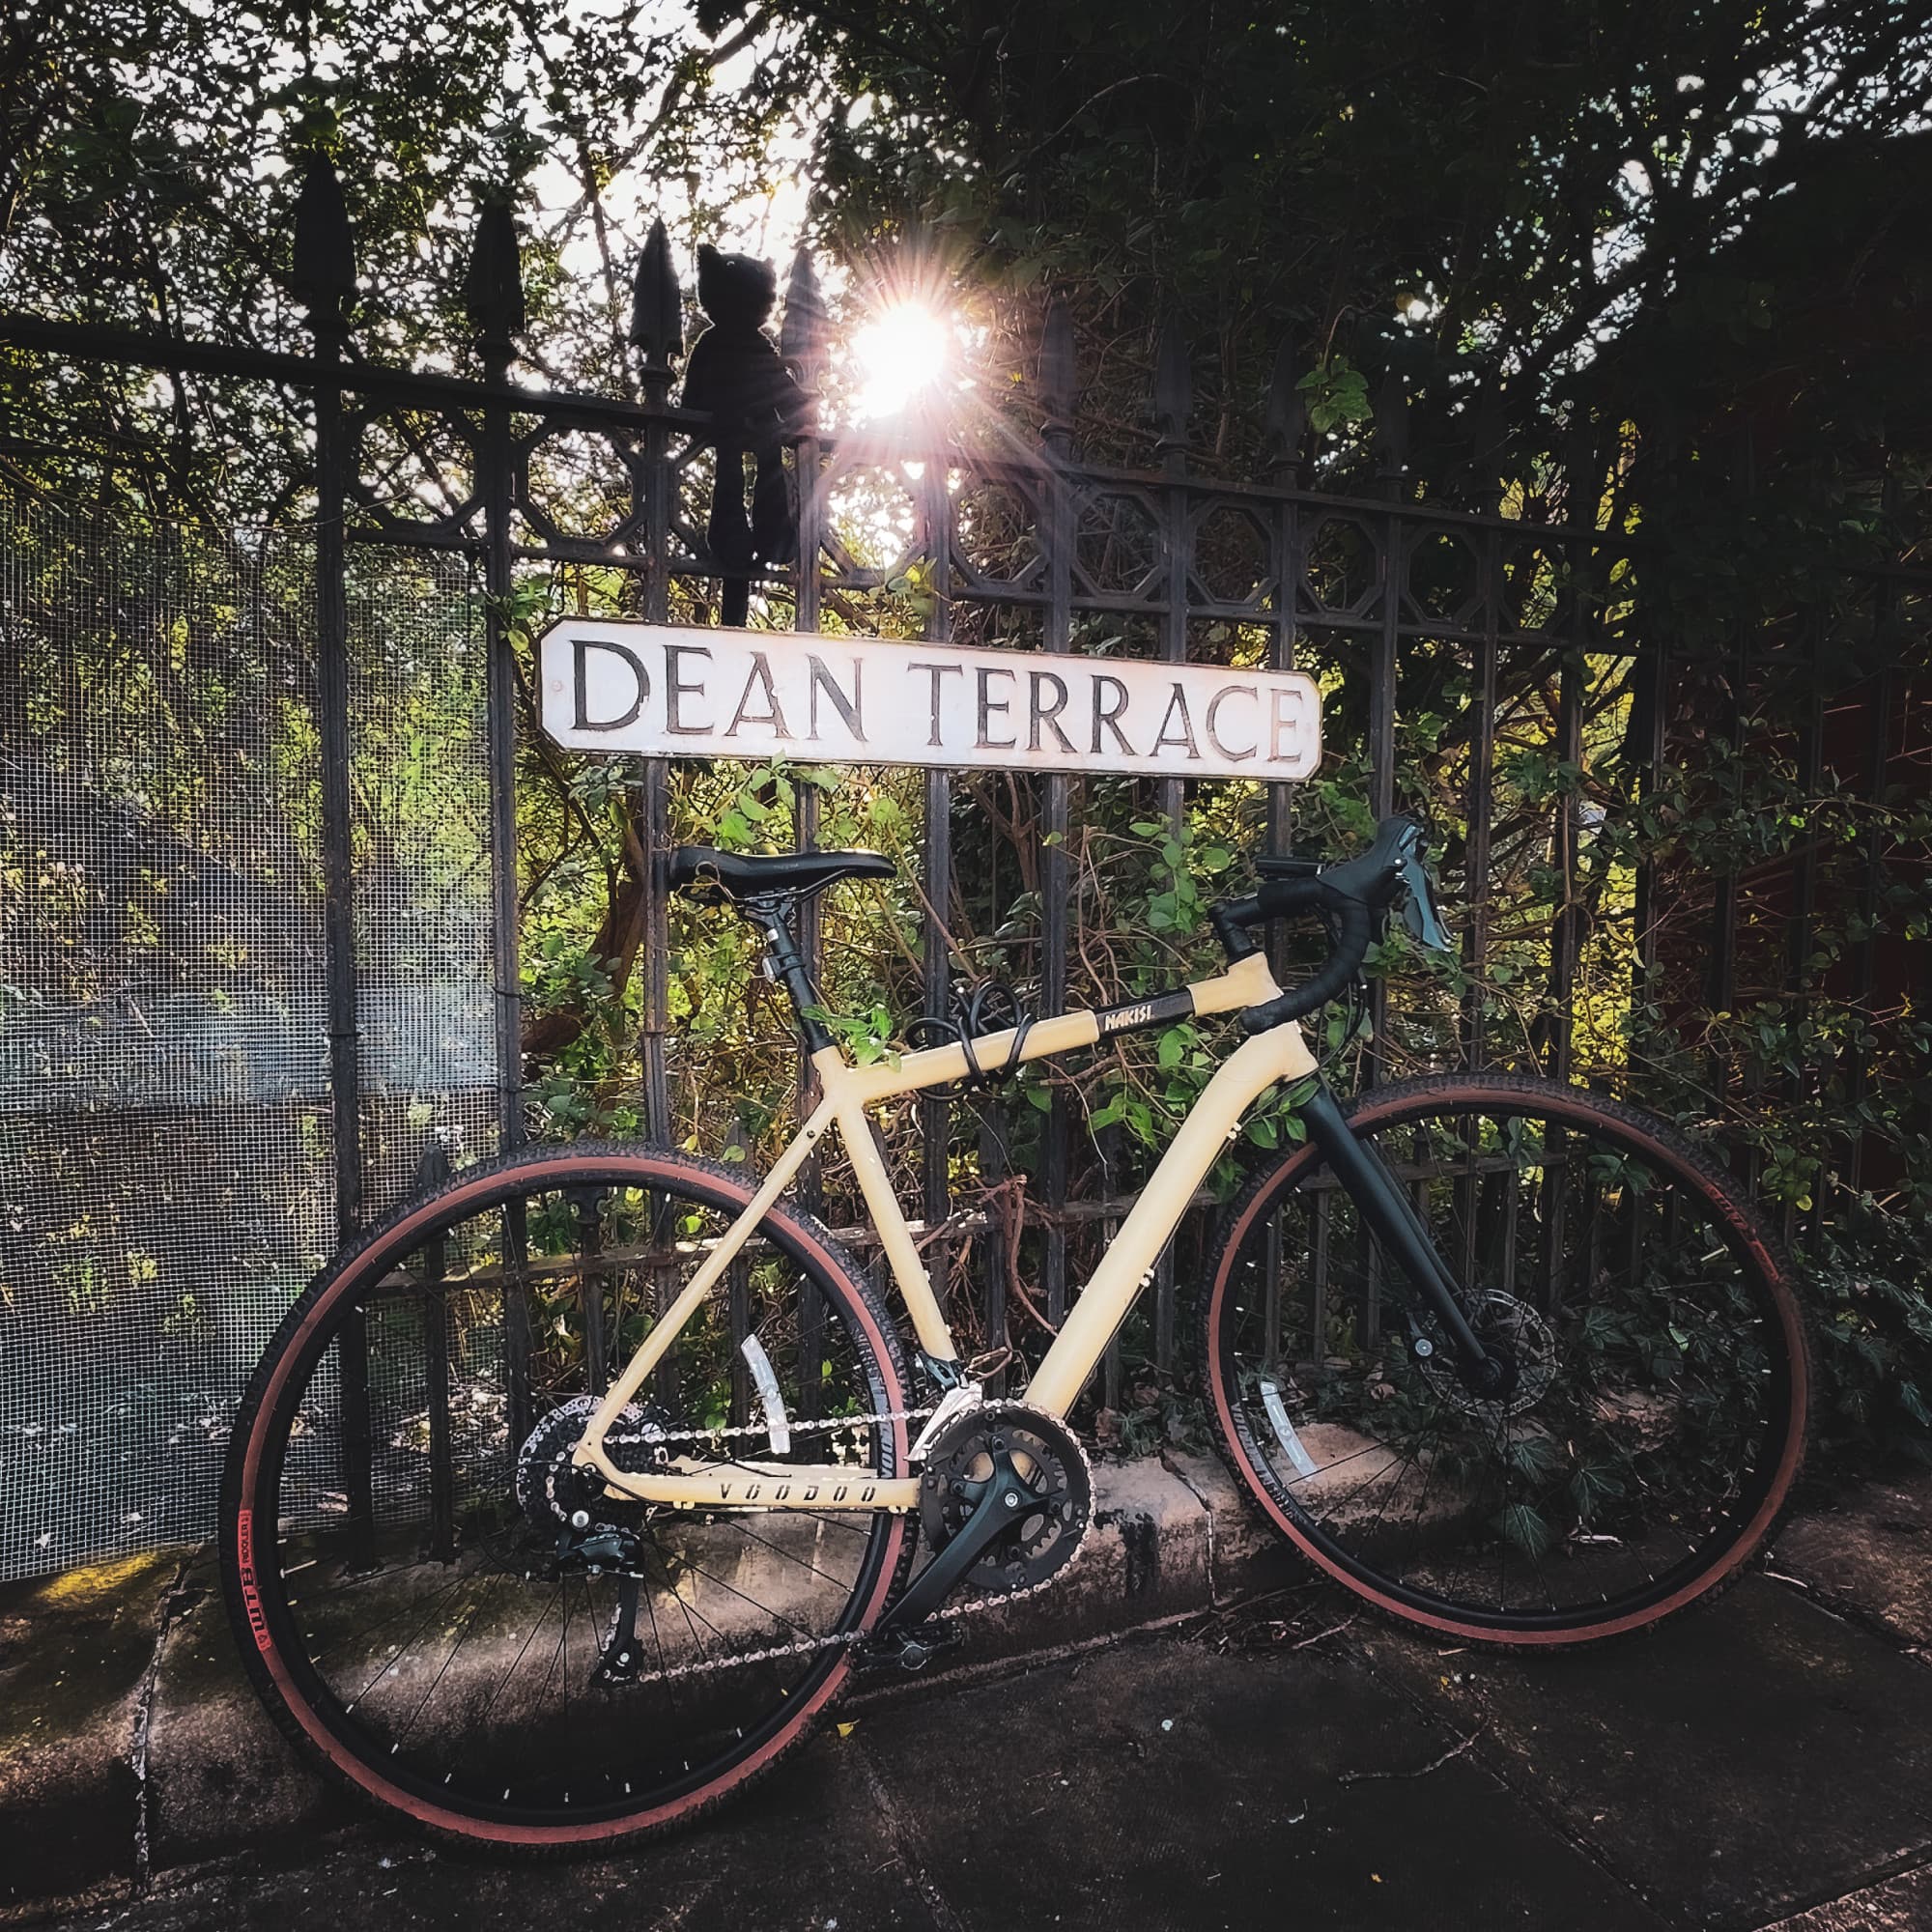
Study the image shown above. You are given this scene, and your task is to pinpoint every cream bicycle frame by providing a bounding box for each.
[571,947,1317,1514]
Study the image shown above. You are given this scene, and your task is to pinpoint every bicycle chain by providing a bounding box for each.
[602,1405,937,1453]
[585,1406,1094,1690]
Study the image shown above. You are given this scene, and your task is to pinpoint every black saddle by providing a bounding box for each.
[668,845,896,905]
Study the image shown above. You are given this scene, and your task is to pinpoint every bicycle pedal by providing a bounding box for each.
[856,1618,963,1675]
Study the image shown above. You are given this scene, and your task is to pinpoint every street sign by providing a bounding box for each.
[538,619,1321,782]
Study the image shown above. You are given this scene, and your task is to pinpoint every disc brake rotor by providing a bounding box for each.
[1418,1290,1560,1418]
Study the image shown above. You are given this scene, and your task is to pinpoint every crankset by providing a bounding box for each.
[869,1403,1093,1662]
[918,1402,1092,1593]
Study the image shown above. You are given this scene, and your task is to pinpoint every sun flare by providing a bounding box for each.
[849,303,954,420]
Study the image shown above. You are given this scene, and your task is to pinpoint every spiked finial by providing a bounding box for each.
[780,247,827,371]
[629,217,682,373]
[1264,337,1305,476]
[1038,297,1077,448]
[1374,368,1408,486]
[781,247,828,381]
[1564,413,1602,526]
[1467,381,1505,510]
[292,155,355,324]
[463,196,526,352]
[1151,311,1191,463]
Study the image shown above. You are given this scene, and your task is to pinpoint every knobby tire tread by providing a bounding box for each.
[219,1140,917,1858]
[1198,1071,1813,1651]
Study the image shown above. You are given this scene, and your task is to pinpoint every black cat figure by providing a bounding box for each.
[680,245,809,626]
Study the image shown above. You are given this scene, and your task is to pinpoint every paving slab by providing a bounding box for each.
[0,1552,178,1905]
[2,1728,941,1932]
[6,1633,1654,1932]
[1758,1862,1932,1930]
[1773,1474,1932,1651]
[850,1634,1661,1931]
[1352,1575,1932,1930]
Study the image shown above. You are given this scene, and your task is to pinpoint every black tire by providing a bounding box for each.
[221,1142,916,1852]
[1201,1073,1810,1646]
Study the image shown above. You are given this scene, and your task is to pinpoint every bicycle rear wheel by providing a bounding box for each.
[1203,1073,1808,1644]
[221,1144,913,1850]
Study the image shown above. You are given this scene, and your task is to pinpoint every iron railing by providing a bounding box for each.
[1,156,1922,1576]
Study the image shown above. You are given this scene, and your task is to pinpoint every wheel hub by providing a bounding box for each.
[1418,1292,1558,1417]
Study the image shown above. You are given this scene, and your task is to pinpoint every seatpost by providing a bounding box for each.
[749,896,834,1053]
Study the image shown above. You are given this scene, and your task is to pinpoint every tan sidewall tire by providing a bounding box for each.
[220,1143,914,1853]
[1201,1073,1810,1647]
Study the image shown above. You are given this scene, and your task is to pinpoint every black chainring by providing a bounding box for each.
[918,1402,1093,1593]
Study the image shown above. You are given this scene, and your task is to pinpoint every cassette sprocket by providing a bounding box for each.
[514,1393,669,1536]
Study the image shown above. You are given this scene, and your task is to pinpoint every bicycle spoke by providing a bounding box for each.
[1211,1083,1804,1635]
[237,1153,907,1833]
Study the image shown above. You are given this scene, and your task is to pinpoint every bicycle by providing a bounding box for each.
[220,815,1809,1851]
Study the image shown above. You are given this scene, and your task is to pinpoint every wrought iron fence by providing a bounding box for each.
[1,157,1924,1578]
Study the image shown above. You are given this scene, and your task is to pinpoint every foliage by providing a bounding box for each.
[3,3,1931,1473]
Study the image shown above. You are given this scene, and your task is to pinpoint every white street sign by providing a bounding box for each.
[537,620,1321,782]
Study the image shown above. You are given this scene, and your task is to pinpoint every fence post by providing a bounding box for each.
[1261,336,1305,1375]
[1264,338,1304,891]
[294,153,372,1548]
[781,243,830,1169]
[1630,415,1676,1093]
[781,246,829,1405]
[1366,367,1408,1094]
[918,355,956,1329]
[1541,420,1597,1088]
[1463,381,1505,1073]
[629,219,682,1407]
[465,196,526,1153]
[1037,298,1077,1335]
[1151,308,1192,1371]
[412,1136,456,1560]
[630,218,681,1150]
[464,191,534,1448]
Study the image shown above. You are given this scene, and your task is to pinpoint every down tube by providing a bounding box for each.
[1025,1024,1319,1416]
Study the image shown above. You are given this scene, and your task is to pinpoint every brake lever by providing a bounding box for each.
[1398,851,1453,952]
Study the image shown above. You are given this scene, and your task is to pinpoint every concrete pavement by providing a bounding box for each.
[3,1466,1928,1931]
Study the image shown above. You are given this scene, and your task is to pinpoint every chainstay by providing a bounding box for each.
[589,1411,1095,1690]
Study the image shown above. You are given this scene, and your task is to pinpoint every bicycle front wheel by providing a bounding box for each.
[1203,1073,1809,1644]
[221,1144,914,1850]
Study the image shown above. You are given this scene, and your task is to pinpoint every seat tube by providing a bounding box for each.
[1299,1081,1495,1372]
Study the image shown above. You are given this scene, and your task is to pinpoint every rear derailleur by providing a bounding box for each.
[514,1394,669,1684]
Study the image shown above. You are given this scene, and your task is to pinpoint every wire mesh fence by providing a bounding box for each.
[0,488,494,1577]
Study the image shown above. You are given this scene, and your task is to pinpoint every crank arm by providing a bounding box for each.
[877,1447,1034,1634]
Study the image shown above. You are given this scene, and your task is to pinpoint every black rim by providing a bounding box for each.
[235,1155,904,1828]
[1213,1089,1801,1634]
